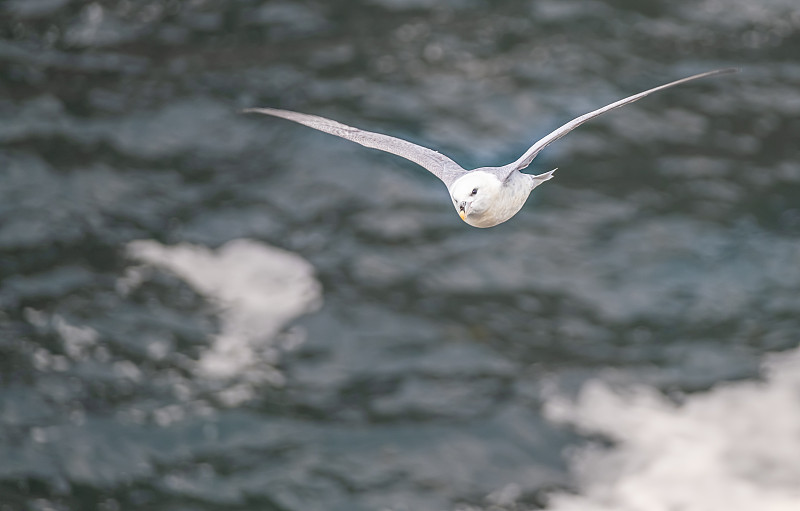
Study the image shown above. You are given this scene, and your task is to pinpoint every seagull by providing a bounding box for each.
[244,68,737,228]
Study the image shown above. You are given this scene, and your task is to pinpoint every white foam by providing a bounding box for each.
[542,347,800,511]
[126,239,322,389]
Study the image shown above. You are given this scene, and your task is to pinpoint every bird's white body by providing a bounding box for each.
[449,170,554,228]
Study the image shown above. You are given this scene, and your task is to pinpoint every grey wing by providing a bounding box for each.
[244,107,467,186]
[497,68,738,180]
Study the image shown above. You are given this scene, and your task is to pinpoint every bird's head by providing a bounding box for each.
[449,171,504,228]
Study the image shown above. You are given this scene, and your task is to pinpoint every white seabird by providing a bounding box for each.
[245,68,736,228]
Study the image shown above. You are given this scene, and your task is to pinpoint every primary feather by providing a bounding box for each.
[241,107,466,186]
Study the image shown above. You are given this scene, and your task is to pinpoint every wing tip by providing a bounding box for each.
[711,67,741,76]
[240,107,275,115]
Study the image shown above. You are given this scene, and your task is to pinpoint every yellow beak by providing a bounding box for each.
[458,210,466,221]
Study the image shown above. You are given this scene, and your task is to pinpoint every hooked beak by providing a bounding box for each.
[458,201,467,221]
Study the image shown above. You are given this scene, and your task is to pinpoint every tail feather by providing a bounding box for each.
[533,168,557,183]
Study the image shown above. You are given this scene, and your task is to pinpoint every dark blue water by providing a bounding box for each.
[2,1,800,510]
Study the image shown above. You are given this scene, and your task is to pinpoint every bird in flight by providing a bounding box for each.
[245,68,736,228]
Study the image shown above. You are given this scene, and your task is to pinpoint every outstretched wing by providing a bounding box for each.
[243,107,467,186]
[497,68,738,180]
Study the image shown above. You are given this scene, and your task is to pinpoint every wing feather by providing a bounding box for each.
[244,108,466,186]
[498,68,738,180]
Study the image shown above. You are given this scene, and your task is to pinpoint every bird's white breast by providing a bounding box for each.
[450,171,533,228]
[486,172,534,226]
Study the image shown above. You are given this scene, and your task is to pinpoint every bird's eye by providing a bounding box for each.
[471,188,478,195]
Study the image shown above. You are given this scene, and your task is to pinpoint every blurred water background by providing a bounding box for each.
[2,0,800,510]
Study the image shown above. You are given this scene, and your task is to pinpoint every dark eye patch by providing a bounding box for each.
[471,188,478,195]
